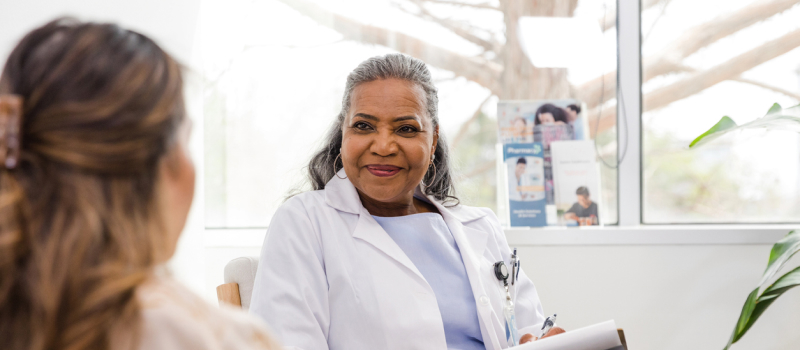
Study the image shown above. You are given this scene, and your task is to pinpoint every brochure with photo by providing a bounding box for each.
[497,99,589,227]
[503,143,546,227]
[551,140,602,226]
[497,99,587,144]
[535,123,574,208]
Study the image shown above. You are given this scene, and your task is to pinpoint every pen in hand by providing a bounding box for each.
[539,314,557,338]
[519,314,565,344]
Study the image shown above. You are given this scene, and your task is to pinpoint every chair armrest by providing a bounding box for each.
[216,282,242,307]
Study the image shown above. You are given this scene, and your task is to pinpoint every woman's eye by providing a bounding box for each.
[353,122,372,130]
[398,125,418,134]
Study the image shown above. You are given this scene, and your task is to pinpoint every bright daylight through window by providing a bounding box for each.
[202,0,620,228]
[640,0,800,223]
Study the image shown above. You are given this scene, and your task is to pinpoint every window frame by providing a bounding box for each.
[202,0,797,247]
[617,0,641,227]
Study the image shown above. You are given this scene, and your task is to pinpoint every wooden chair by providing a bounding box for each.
[216,256,259,309]
[216,282,242,307]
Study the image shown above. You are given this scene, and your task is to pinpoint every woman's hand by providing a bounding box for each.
[519,327,566,344]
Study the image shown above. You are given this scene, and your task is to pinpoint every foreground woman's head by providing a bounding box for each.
[308,54,457,207]
[0,18,193,350]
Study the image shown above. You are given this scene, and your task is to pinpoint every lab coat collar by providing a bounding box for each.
[323,170,501,349]
[324,170,363,215]
[417,187,490,264]
[324,169,489,224]
[324,171,426,284]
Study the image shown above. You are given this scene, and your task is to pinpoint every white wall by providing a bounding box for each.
[205,233,800,350]
[525,244,800,350]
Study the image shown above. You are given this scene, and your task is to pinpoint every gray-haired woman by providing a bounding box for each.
[250,53,564,350]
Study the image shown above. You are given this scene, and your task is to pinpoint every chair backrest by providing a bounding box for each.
[218,256,259,309]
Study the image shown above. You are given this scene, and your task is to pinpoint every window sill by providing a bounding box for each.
[504,225,796,245]
[203,225,796,247]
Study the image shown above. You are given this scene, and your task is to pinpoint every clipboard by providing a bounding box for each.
[510,320,624,350]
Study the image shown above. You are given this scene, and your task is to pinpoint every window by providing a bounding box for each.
[640,0,800,223]
[202,0,620,228]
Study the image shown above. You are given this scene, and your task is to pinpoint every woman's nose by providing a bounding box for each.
[370,130,399,157]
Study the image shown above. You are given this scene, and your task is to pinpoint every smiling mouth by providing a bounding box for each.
[365,165,402,177]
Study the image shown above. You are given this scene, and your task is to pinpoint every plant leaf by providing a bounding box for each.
[734,265,800,343]
[734,288,759,339]
[724,232,800,349]
[758,230,800,287]
[690,104,800,149]
[724,288,759,349]
[689,116,738,148]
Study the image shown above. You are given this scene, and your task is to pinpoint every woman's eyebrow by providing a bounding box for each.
[393,116,420,123]
[353,113,378,121]
[353,114,420,123]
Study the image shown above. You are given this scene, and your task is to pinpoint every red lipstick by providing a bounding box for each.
[366,165,402,177]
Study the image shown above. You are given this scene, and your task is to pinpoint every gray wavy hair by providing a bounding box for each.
[306,53,458,205]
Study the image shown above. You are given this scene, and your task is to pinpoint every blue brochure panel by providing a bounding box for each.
[503,143,547,227]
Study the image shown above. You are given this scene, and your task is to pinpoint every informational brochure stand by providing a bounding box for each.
[497,99,594,227]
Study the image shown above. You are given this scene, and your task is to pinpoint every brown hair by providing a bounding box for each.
[0,18,185,350]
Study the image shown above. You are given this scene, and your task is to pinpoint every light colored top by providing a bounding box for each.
[250,169,546,350]
[115,275,282,350]
[373,213,485,350]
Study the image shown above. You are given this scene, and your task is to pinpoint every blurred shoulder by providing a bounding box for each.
[133,276,281,350]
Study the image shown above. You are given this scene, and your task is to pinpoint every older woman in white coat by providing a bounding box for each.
[250,54,564,350]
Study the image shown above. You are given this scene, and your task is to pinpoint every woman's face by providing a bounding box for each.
[341,78,438,205]
[538,112,555,124]
[157,118,196,262]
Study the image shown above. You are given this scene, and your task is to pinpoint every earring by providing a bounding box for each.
[334,153,347,179]
[421,159,437,188]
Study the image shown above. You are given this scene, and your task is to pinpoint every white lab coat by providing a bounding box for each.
[250,170,546,350]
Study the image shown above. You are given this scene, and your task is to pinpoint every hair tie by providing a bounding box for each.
[0,95,23,169]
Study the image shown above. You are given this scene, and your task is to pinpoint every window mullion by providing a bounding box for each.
[617,0,642,226]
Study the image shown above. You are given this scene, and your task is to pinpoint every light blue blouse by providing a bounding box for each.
[373,213,485,350]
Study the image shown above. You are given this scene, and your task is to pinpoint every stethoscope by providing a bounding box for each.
[493,248,521,346]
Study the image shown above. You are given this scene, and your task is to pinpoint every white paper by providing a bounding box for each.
[510,320,622,350]
[550,140,602,226]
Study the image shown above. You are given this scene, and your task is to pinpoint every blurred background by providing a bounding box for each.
[2,0,800,349]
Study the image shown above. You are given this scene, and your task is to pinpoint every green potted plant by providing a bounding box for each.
[690,103,800,349]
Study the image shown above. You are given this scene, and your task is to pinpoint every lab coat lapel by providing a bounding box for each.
[351,210,427,283]
[426,194,505,350]
[325,170,427,283]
